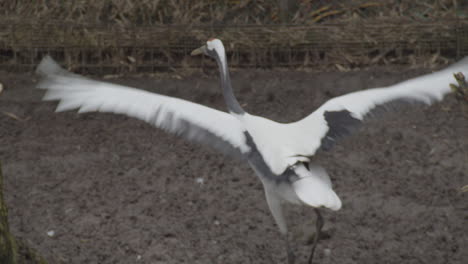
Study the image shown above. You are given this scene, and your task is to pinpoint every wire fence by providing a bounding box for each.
[1,19,467,74]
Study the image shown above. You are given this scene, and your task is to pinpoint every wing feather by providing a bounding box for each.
[36,56,249,158]
[289,57,468,155]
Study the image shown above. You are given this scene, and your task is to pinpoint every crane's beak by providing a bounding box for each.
[191,45,207,56]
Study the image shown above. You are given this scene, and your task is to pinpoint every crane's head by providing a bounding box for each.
[191,38,225,60]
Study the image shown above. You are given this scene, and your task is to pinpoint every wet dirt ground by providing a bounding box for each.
[1,66,467,264]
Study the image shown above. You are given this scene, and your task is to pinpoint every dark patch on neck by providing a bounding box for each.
[320,110,362,151]
[211,52,244,115]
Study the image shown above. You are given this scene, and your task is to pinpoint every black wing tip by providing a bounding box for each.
[320,110,362,151]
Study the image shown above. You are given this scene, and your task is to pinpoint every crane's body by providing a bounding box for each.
[36,39,468,264]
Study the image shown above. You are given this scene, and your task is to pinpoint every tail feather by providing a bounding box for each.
[292,164,342,211]
[293,176,342,210]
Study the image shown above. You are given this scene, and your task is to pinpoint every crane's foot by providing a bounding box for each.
[287,250,295,264]
[307,209,324,264]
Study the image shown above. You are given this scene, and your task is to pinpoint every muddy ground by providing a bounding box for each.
[0,66,467,264]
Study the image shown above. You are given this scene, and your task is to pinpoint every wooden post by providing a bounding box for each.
[0,162,17,264]
[0,163,48,264]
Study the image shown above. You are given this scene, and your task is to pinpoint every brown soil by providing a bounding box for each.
[1,67,467,264]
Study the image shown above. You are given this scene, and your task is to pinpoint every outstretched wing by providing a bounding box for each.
[285,57,468,156]
[36,56,250,158]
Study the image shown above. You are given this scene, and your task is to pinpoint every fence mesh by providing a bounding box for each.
[2,20,467,73]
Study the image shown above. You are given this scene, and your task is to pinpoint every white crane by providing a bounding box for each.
[36,38,468,264]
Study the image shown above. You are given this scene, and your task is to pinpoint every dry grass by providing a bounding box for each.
[1,0,466,26]
[0,0,467,72]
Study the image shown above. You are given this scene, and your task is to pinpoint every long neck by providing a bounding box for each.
[215,55,244,115]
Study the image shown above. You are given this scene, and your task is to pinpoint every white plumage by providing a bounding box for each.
[36,38,468,264]
[38,62,250,158]
[245,57,468,175]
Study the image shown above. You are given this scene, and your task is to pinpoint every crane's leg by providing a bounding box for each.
[307,208,323,264]
[285,236,295,264]
[264,190,295,264]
